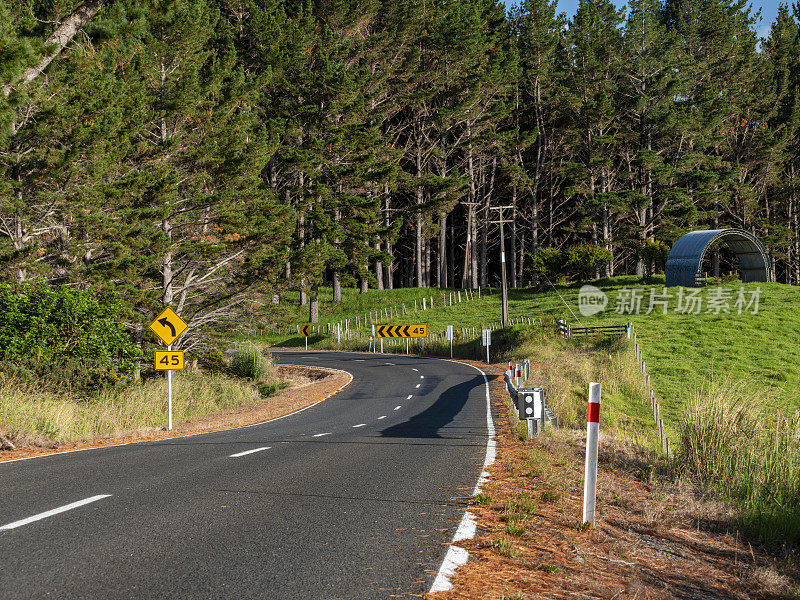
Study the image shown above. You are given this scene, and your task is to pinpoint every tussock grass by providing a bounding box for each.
[0,370,274,445]
[230,343,274,382]
[678,381,800,543]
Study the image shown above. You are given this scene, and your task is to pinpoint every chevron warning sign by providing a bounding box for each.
[376,324,427,338]
[301,324,311,337]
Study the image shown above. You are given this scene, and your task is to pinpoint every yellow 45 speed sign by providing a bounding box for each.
[154,350,184,371]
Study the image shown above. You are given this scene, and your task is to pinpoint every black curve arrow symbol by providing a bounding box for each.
[158,318,176,337]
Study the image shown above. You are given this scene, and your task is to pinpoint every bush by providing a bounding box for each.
[230,344,271,381]
[530,245,613,281]
[638,240,670,276]
[0,281,141,387]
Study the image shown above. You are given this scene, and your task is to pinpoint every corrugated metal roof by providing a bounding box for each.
[664,229,771,287]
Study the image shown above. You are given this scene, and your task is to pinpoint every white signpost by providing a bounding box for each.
[148,307,188,431]
[482,328,491,363]
[447,325,454,358]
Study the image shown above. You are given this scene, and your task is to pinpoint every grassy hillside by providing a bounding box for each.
[252,278,800,432]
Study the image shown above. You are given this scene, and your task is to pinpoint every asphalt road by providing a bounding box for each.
[0,351,494,599]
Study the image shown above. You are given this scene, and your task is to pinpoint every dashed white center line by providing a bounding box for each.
[355,359,365,362]
[0,495,112,531]
[412,368,419,372]
[406,394,413,400]
[313,432,332,437]
[230,447,271,458]
[377,415,387,420]
[394,406,402,410]
[420,375,424,379]
[352,423,366,428]
[415,383,421,388]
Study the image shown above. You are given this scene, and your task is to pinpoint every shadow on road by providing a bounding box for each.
[378,375,485,439]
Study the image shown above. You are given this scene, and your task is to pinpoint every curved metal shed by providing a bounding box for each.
[664,229,772,287]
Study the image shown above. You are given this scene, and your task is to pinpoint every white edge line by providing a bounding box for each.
[229,446,271,458]
[429,546,469,593]
[0,362,354,466]
[452,511,477,542]
[0,494,112,531]
[312,432,332,437]
[429,358,494,594]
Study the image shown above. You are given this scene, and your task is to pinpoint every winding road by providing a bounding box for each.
[0,351,495,599]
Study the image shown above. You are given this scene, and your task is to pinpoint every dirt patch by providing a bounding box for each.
[427,364,800,600]
[0,365,349,463]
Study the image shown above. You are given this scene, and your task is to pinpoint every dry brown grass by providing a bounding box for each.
[0,365,349,462]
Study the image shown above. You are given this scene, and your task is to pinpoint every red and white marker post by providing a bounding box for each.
[582,382,601,524]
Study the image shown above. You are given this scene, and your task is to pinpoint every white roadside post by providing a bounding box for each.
[447,325,454,358]
[482,329,491,363]
[371,325,376,353]
[148,307,187,433]
[583,382,602,525]
[167,344,173,431]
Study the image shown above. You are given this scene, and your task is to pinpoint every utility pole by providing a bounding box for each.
[490,206,513,328]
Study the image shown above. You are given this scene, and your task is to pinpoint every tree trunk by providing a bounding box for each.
[713,211,720,278]
[415,140,424,287]
[438,211,447,288]
[3,0,107,97]
[375,241,384,290]
[510,186,517,288]
[309,284,319,323]
[479,158,488,288]
[162,217,173,306]
[333,271,341,302]
[384,185,393,289]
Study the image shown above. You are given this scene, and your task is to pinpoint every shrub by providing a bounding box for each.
[0,281,141,387]
[638,240,670,276]
[230,343,270,381]
[530,245,613,281]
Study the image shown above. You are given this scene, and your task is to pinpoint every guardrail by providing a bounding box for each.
[504,367,558,436]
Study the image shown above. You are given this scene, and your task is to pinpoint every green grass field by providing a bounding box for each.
[253,277,800,433]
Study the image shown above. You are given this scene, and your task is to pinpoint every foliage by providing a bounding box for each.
[530,245,614,280]
[0,281,141,386]
[638,241,670,276]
